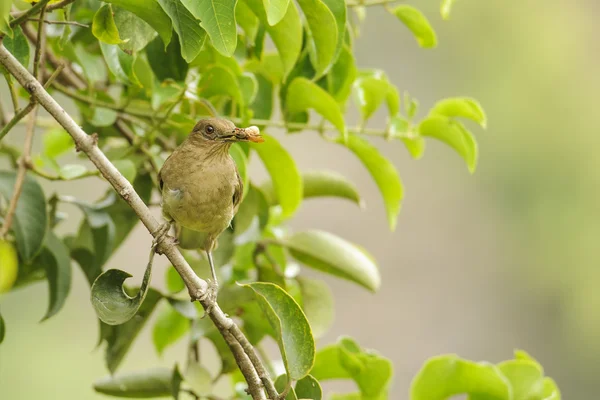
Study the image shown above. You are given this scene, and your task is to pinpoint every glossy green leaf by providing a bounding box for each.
[339,134,403,231]
[322,0,346,62]
[105,0,173,45]
[2,26,30,69]
[542,377,561,400]
[92,4,123,44]
[113,7,157,53]
[252,133,302,218]
[286,77,346,137]
[71,42,107,83]
[392,5,437,48]
[59,164,88,180]
[298,0,338,77]
[386,83,401,116]
[329,393,360,400]
[389,115,425,159]
[43,129,74,158]
[242,282,315,380]
[328,46,357,105]
[311,337,393,399]
[146,34,188,82]
[100,42,141,86]
[0,311,4,344]
[418,115,478,173]
[353,71,390,122]
[297,277,333,339]
[0,171,47,262]
[112,159,137,183]
[91,256,155,325]
[94,367,173,398]
[495,360,544,400]
[152,301,190,355]
[184,362,213,396]
[276,374,298,400]
[441,0,457,20]
[102,289,162,373]
[295,374,322,400]
[198,65,243,105]
[40,233,72,320]
[236,0,259,43]
[262,170,362,207]
[244,0,302,79]
[280,230,380,292]
[0,0,11,37]
[430,97,487,128]
[165,266,185,294]
[181,0,237,57]
[157,0,206,62]
[410,355,510,400]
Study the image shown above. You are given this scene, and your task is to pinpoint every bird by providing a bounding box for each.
[155,117,263,309]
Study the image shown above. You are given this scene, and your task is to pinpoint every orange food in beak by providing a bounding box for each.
[246,126,264,143]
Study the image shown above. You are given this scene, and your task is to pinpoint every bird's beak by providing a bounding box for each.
[224,126,264,143]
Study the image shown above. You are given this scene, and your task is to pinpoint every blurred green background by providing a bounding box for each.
[1,0,598,398]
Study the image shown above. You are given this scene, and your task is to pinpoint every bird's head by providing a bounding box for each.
[191,118,264,144]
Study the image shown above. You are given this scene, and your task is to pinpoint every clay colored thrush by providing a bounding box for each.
[156,117,263,306]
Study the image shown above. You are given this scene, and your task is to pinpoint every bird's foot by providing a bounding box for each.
[152,221,173,252]
[199,279,219,319]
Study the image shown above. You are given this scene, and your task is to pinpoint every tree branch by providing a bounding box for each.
[27,18,89,28]
[47,0,77,12]
[0,43,274,400]
[8,0,51,29]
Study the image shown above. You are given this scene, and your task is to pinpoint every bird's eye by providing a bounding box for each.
[206,125,214,134]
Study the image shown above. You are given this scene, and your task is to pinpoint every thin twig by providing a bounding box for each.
[32,4,48,80]
[4,75,20,111]
[8,0,51,29]
[0,44,271,400]
[346,0,400,6]
[27,18,89,28]
[28,164,100,181]
[0,102,35,141]
[47,0,77,12]
[0,98,7,125]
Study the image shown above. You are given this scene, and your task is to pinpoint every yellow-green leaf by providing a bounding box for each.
[339,134,403,231]
[241,282,315,380]
[280,230,380,292]
[152,301,190,355]
[392,5,437,48]
[94,367,174,398]
[104,0,173,46]
[297,0,338,77]
[181,0,238,57]
[297,277,334,338]
[353,70,390,122]
[92,4,123,45]
[430,97,487,128]
[157,0,207,62]
[441,0,457,20]
[263,0,290,26]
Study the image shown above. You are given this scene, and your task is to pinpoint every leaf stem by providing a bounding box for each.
[346,0,400,7]
[0,102,36,141]
[27,18,89,28]
[4,74,20,111]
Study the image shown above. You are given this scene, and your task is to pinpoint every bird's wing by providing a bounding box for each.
[232,163,243,214]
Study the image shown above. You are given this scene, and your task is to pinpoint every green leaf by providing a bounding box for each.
[353,71,390,122]
[494,360,544,400]
[198,65,243,105]
[339,134,403,231]
[234,184,269,235]
[250,73,274,120]
[297,0,338,77]
[244,0,302,79]
[286,77,346,138]
[262,0,289,25]
[152,301,190,355]
[542,377,561,400]
[113,7,157,53]
[410,355,510,400]
[251,133,302,218]
[0,310,5,344]
[181,0,237,57]
[146,34,188,82]
[102,289,162,373]
[113,159,137,182]
[0,171,47,262]
[43,128,74,158]
[2,26,30,69]
[105,0,173,46]
[430,97,487,128]
[0,0,11,37]
[230,142,249,199]
[165,266,185,293]
[100,42,141,86]
[94,367,174,398]
[328,46,357,105]
[297,277,333,339]
[236,0,259,43]
[184,362,213,396]
[321,0,346,62]
[441,0,457,20]
[241,282,315,380]
[59,164,88,180]
[239,72,259,106]
[418,115,478,173]
[295,374,323,400]
[171,365,183,400]
[389,116,425,160]
[276,374,298,400]
[386,83,401,116]
[262,170,362,207]
[311,337,393,399]
[39,232,72,321]
[392,5,437,48]
[91,258,155,325]
[92,4,123,45]
[157,0,207,62]
[280,230,380,292]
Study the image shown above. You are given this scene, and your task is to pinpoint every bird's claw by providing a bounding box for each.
[152,221,173,251]
[199,279,219,319]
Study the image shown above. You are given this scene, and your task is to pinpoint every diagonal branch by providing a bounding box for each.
[0,43,273,400]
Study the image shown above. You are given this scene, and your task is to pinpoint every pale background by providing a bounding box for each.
[2,0,599,398]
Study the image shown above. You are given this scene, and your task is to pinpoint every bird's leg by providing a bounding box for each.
[199,250,219,318]
[152,220,174,250]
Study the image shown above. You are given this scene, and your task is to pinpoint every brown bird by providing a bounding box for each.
[155,117,263,306]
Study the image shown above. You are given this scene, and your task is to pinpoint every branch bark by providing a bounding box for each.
[0,43,273,400]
